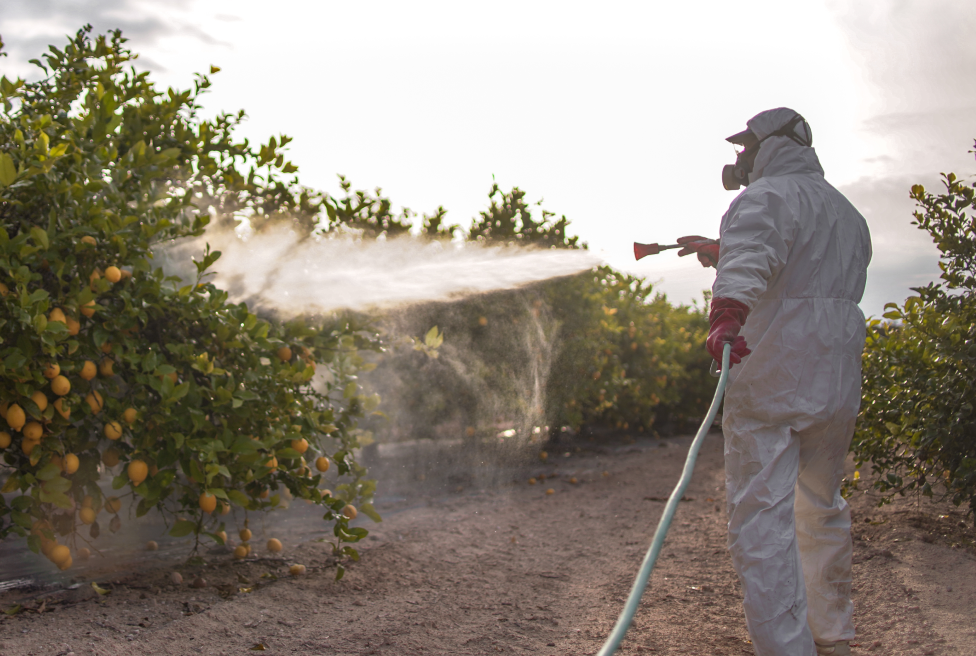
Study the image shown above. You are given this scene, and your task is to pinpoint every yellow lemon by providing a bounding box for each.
[79,360,97,381]
[23,421,43,441]
[51,375,70,396]
[48,544,70,565]
[85,390,104,414]
[79,507,96,525]
[199,492,217,514]
[104,421,123,440]
[30,391,48,412]
[53,398,70,420]
[5,404,25,431]
[48,308,66,325]
[128,460,148,485]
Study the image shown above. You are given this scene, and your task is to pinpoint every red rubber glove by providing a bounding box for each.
[707,297,751,365]
[676,235,720,268]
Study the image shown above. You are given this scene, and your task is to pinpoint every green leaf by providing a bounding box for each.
[227,489,250,507]
[231,437,260,454]
[359,503,382,523]
[29,227,48,250]
[169,519,196,537]
[0,153,16,187]
[35,462,62,481]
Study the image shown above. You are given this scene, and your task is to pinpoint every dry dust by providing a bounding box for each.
[0,432,973,656]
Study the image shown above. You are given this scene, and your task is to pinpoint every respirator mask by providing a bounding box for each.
[721,114,812,191]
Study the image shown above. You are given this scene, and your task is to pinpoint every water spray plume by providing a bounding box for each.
[160,228,602,316]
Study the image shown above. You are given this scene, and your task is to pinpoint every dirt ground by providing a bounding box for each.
[0,431,974,656]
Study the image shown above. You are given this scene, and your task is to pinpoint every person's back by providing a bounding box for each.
[715,128,872,429]
[680,108,872,656]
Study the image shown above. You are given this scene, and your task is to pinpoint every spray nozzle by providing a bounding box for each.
[633,242,682,261]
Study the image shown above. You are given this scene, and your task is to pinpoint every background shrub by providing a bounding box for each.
[854,164,976,518]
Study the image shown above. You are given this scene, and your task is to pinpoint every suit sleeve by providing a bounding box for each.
[712,186,796,309]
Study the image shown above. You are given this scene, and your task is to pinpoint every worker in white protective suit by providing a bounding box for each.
[677,108,872,656]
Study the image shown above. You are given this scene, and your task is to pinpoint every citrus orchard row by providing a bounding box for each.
[0,29,381,576]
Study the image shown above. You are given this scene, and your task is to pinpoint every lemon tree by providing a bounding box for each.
[855,165,976,518]
[0,28,380,574]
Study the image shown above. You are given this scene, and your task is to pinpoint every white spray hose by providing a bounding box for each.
[597,342,731,656]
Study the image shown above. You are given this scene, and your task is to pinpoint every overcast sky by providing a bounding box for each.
[3,1,975,317]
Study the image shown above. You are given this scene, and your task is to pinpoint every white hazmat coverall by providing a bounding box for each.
[713,108,872,655]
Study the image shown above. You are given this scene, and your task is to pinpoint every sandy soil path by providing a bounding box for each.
[0,431,973,656]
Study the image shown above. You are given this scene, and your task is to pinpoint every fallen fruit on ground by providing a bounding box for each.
[171,572,183,584]
[146,541,158,551]
[267,538,283,553]
[77,548,91,560]
[546,488,555,495]
[289,564,306,576]
[233,545,248,560]
[528,478,537,485]
[191,576,206,588]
